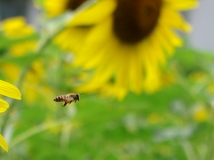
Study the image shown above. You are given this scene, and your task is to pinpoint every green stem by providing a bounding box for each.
[173,71,199,102]
[181,141,197,160]
[9,118,70,148]
[204,106,214,160]
[1,100,15,134]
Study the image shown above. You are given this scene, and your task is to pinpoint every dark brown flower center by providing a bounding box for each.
[113,0,162,44]
[66,0,87,10]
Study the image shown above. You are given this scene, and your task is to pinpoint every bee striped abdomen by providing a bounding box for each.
[54,95,66,102]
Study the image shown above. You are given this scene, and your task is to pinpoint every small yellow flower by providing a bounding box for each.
[1,17,34,38]
[9,41,36,56]
[193,106,208,122]
[147,113,161,124]
[188,71,207,82]
[0,17,36,54]
[0,80,21,152]
[48,0,198,99]
[207,82,214,95]
[22,60,47,103]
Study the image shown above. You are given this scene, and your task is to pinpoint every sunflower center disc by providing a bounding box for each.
[113,0,162,44]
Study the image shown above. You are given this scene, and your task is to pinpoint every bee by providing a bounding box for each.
[54,93,80,106]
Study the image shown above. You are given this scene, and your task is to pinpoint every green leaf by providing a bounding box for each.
[0,53,42,67]
[0,33,39,50]
[173,48,214,73]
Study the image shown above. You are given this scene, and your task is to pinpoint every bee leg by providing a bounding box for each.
[63,102,67,107]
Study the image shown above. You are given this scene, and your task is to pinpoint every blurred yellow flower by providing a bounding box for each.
[207,82,214,95]
[9,41,36,56]
[188,71,207,83]
[0,80,21,152]
[193,106,208,122]
[22,60,47,103]
[1,17,34,38]
[51,0,198,99]
[147,113,161,124]
[0,17,36,55]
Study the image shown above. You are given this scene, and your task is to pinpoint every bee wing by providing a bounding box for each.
[68,96,74,102]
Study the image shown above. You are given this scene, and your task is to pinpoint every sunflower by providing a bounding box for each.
[51,0,198,99]
[0,80,21,152]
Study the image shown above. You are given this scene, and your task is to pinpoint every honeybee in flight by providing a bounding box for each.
[54,93,80,106]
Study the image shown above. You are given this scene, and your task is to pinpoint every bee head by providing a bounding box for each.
[76,94,80,101]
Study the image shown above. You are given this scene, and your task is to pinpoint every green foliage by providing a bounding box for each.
[0,53,42,67]
[0,33,38,50]
[2,74,213,159]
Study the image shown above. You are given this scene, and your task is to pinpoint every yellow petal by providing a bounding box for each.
[0,134,8,152]
[0,99,9,113]
[115,86,127,100]
[114,49,128,87]
[154,26,174,55]
[148,35,166,66]
[1,64,20,82]
[68,0,116,26]
[129,48,142,93]
[141,46,161,92]
[44,0,69,17]
[77,19,113,69]
[77,64,115,92]
[54,27,89,52]
[1,17,25,31]
[99,83,126,100]
[0,80,21,100]
[166,0,198,10]
[161,7,191,32]
[159,24,183,47]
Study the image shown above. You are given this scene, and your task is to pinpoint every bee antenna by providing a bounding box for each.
[80,93,84,95]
